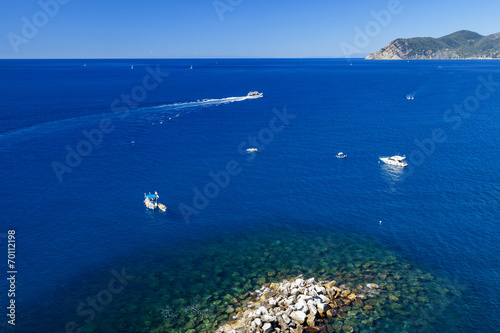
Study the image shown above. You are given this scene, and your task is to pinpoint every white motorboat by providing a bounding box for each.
[246,148,259,152]
[247,91,263,99]
[335,152,347,159]
[379,155,408,167]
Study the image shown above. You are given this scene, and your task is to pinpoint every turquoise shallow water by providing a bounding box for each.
[38,224,467,332]
[0,59,498,332]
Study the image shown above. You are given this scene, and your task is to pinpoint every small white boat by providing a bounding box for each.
[189,65,193,70]
[131,65,134,69]
[247,91,263,99]
[379,155,408,167]
[335,152,347,159]
[158,203,167,212]
[246,148,259,152]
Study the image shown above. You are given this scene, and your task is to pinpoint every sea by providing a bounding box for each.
[0,59,498,333]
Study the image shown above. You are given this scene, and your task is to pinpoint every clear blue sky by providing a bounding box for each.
[1,0,499,58]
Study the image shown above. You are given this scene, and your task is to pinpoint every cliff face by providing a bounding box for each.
[366,30,500,60]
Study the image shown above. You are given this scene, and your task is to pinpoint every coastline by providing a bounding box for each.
[364,57,500,60]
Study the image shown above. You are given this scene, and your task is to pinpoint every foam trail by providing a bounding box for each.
[146,95,255,112]
[406,91,416,100]
[0,95,259,145]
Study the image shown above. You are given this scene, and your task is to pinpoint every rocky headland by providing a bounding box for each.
[366,30,500,60]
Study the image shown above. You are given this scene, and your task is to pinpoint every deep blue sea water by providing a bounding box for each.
[0,59,499,332]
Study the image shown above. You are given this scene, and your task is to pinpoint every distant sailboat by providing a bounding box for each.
[189,65,193,70]
[131,64,134,69]
[83,62,87,67]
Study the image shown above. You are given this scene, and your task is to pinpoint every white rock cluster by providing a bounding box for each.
[216,275,354,333]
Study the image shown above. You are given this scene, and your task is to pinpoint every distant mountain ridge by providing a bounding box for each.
[366,30,500,60]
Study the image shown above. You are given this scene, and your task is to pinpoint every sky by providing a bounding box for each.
[1,0,499,59]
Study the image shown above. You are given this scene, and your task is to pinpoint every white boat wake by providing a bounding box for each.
[0,95,261,145]
[406,92,416,100]
[148,95,260,112]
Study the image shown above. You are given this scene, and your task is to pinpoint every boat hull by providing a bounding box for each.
[379,157,408,167]
[144,200,157,210]
[246,93,263,99]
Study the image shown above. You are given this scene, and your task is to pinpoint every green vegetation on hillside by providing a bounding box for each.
[367,30,500,59]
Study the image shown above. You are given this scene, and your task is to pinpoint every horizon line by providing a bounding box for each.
[0,57,367,60]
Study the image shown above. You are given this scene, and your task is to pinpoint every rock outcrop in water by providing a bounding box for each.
[366,30,500,60]
[216,275,379,333]
[67,231,463,332]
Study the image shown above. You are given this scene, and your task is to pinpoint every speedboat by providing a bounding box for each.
[335,152,347,159]
[247,91,263,99]
[379,155,408,167]
[246,148,259,152]
[144,192,159,210]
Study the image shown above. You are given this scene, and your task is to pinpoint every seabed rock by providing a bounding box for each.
[216,275,365,333]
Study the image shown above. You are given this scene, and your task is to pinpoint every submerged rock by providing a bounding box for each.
[342,325,354,332]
